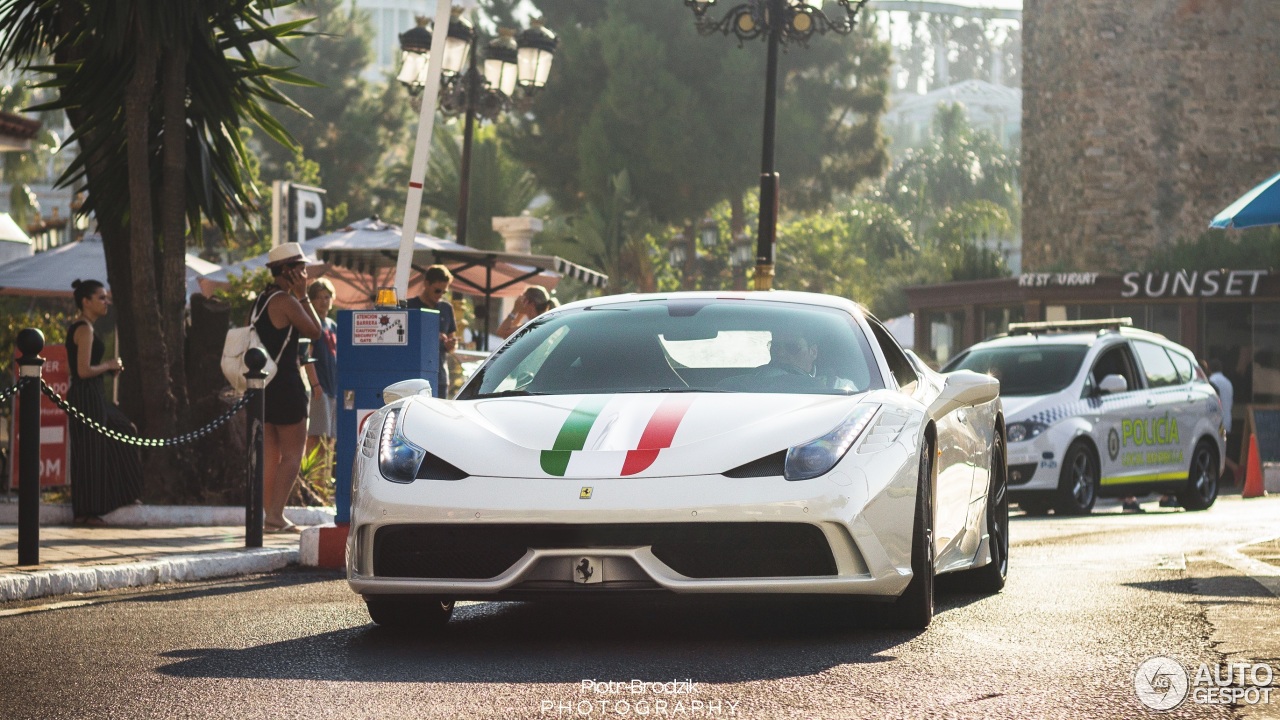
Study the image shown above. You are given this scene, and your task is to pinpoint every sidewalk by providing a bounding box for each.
[0,504,338,603]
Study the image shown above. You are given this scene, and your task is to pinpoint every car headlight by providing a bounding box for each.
[1006,420,1049,443]
[378,407,425,483]
[784,404,879,481]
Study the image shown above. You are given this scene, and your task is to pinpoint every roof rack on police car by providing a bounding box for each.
[1006,317,1133,336]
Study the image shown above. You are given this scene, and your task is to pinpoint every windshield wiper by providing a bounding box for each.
[474,389,547,398]
[639,388,731,393]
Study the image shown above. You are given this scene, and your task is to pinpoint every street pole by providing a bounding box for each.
[755,0,782,291]
[392,0,455,302]
[16,328,44,567]
[456,68,478,247]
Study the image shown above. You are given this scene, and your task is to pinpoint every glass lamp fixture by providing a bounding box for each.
[517,19,558,89]
[485,28,520,97]
[396,16,433,93]
[699,217,720,248]
[441,7,475,76]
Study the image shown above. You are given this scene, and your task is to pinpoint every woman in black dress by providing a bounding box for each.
[255,243,322,532]
[66,279,142,526]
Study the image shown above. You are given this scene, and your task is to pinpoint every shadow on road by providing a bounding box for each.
[155,590,993,684]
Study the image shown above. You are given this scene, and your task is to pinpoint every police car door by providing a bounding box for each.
[1088,342,1146,487]
[1129,340,1187,483]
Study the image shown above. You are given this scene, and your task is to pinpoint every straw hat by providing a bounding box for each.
[266,242,311,266]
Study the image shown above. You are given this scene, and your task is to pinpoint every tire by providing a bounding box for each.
[953,432,1008,593]
[365,595,455,631]
[887,439,935,630]
[1179,439,1219,511]
[1018,497,1053,516]
[1055,441,1099,515]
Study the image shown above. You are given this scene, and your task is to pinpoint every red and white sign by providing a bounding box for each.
[351,311,408,346]
[10,345,71,487]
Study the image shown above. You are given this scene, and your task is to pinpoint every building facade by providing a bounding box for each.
[1022,0,1280,269]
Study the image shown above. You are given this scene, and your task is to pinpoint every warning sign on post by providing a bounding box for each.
[352,311,408,346]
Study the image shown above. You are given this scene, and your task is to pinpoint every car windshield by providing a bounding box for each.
[945,344,1088,396]
[458,298,884,398]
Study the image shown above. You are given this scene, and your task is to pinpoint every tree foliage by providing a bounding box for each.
[0,0,312,493]
[535,171,660,297]
[506,0,891,227]
[412,122,540,250]
[258,0,413,224]
[0,82,61,229]
[1144,227,1280,271]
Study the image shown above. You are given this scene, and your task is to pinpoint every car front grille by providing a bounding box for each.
[372,522,837,580]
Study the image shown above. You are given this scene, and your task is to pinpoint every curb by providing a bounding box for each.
[0,503,336,527]
[0,547,298,603]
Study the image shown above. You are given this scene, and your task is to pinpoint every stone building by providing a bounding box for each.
[1022,0,1280,270]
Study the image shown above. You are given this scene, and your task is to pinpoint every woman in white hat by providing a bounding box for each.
[254,242,322,532]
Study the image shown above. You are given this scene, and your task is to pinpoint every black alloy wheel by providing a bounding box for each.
[954,432,1009,592]
[1179,440,1219,511]
[887,439,935,629]
[1055,440,1099,515]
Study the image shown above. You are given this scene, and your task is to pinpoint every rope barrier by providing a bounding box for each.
[39,380,255,449]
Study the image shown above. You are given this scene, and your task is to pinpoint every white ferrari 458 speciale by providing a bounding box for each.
[348,291,1007,630]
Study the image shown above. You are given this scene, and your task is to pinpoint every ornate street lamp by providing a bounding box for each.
[682,0,869,289]
[399,10,557,246]
[668,237,688,268]
[699,216,720,249]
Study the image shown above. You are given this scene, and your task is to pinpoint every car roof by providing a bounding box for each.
[966,318,1174,351]
[553,290,871,319]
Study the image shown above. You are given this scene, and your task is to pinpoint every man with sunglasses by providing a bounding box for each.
[407,264,458,398]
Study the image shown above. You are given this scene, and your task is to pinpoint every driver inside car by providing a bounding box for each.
[722,329,856,392]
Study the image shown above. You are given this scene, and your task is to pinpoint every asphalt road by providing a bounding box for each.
[2,497,1277,720]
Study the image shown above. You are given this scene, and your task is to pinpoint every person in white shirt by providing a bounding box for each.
[1208,358,1239,482]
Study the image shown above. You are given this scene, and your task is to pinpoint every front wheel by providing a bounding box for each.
[1055,441,1099,515]
[886,440,935,630]
[365,595,455,631]
[953,432,1008,593]
[1179,440,1219,511]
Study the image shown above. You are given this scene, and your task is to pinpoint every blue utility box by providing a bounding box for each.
[334,307,439,524]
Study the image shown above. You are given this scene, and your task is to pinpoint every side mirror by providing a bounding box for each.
[1099,374,1128,394]
[928,370,1000,419]
[382,378,434,404]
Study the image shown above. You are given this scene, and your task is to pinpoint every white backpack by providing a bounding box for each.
[220,292,293,394]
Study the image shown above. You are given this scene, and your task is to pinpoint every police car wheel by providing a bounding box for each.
[1055,441,1099,515]
[1179,439,1219,511]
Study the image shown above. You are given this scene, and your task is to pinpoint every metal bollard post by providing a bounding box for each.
[243,347,268,549]
[16,328,45,566]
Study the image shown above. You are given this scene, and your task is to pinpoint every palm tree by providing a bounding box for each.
[0,0,312,483]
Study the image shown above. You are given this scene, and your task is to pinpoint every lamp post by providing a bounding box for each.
[399,9,557,247]
[682,0,869,290]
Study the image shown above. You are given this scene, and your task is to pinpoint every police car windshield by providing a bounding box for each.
[946,345,1089,396]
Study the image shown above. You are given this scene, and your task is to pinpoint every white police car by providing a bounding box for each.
[943,318,1223,515]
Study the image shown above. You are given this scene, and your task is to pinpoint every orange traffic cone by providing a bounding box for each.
[1243,433,1266,498]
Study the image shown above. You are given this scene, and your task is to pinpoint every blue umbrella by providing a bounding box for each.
[1210,171,1280,229]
